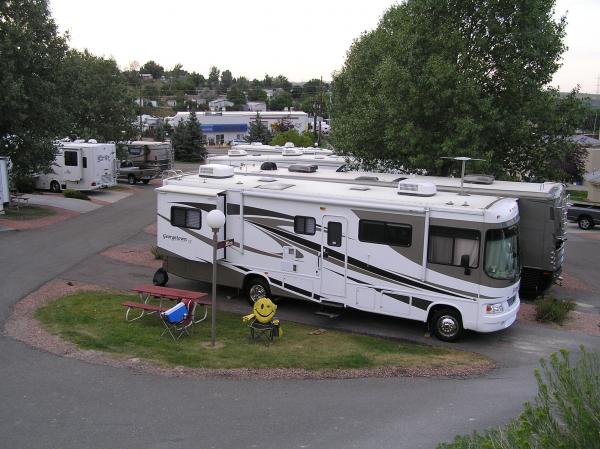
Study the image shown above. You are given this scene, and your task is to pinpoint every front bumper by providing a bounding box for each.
[475,297,520,333]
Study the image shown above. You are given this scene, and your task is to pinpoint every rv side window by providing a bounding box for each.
[64,151,78,167]
[82,157,87,168]
[428,226,480,268]
[327,222,342,247]
[128,146,143,156]
[171,207,201,230]
[294,216,316,235]
[358,220,412,247]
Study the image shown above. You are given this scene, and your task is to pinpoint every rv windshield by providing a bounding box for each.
[484,225,519,280]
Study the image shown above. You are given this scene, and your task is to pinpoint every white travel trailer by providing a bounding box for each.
[231,142,333,156]
[155,165,520,341]
[238,167,566,297]
[206,148,350,171]
[0,157,10,214]
[35,142,118,192]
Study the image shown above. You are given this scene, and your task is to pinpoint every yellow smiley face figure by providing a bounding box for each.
[253,297,277,324]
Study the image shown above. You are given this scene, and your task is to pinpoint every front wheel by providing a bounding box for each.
[50,180,61,193]
[578,216,594,230]
[245,277,270,305]
[431,309,464,342]
[127,174,137,185]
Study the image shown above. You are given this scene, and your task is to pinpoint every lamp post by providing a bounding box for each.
[206,209,226,347]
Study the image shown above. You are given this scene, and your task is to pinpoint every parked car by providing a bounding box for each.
[567,202,600,230]
[118,161,159,185]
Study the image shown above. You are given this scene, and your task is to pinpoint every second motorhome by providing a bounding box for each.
[35,142,117,192]
[156,165,520,341]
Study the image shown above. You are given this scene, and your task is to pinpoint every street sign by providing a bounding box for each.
[217,238,234,249]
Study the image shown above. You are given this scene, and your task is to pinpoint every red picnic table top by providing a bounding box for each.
[132,284,209,303]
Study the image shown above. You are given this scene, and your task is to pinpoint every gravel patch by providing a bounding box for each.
[560,272,594,292]
[518,301,600,337]
[4,279,496,380]
[100,244,162,269]
[144,223,157,235]
[0,206,78,230]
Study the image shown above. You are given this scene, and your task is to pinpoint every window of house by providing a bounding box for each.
[171,207,201,230]
[428,226,480,268]
[327,221,342,247]
[64,151,78,167]
[358,220,412,246]
[294,216,316,235]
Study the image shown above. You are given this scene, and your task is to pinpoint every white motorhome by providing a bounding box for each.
[206,148,349,171]
[35,142,118,192]
[155,165,520,341]
[238,167,566,297]
[231,142,333,156]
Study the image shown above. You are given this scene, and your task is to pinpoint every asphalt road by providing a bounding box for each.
[0,187,598,449]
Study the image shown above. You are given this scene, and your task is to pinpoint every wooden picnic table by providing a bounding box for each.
[10,192,29,210]
[123,284,210,323]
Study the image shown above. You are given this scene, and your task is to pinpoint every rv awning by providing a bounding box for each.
[156,185,225,196]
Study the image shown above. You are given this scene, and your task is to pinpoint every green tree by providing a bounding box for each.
[59,50,136,142]
[226,84,246,109]
[248,84,267,102]
[171,112,206,161]
[140,60,164,79]
[246,113,272,144]
[332,0,586,181]
[272,75,291,90]
[0,0,68,176]
[271,129,315,147]
[269,91,293,111]
[189,72,206,88]
[220,69,233,92]
[208,66,220,88]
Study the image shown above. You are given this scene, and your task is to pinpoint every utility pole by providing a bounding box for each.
[139,74,143,139]
[593,75,600,138]
[318,76,323,147]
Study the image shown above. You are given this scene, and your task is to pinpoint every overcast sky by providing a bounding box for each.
[49,0,599,93]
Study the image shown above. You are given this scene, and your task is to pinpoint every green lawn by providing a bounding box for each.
[1,205,55,220]
[34,291,489,371]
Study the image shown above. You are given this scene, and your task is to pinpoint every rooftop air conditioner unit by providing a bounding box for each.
[281,147,303,156]
[198,164,235,178]
[397,179,437,196]
[228,149,248,157]
[288,164,318,173]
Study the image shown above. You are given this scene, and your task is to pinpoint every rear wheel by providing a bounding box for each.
[245,277,270,305]
[142,179,150,184]
[127,174,137,185]
[50,181,61,193]
[431,308,464,342]
[578,215,594,230]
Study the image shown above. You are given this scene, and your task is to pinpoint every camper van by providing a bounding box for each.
[122,141,174,172]
[156,165,520,341]
[236,167,566,297]
[35,142,117,192]
[206,148,349,171]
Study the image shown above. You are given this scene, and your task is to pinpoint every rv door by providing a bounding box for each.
[320,216,348,298]
[63,150,82,181]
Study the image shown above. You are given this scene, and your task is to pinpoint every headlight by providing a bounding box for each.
[485,302,504,314]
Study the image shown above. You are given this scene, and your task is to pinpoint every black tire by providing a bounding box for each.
[578,215,594,230]
[142,179,150,184]
[431,308,464,342]
[127,174,137,185]
[245,277,270,305]
[50,180,61,193]
[152,268,168,286]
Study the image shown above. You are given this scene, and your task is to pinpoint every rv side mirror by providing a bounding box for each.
[460,255,471,275]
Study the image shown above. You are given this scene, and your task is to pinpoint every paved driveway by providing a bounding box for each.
[0,187,598,449]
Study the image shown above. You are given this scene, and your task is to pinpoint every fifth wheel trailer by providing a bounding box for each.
[155,164,520,341]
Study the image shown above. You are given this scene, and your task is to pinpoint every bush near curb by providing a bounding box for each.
[14,176,36,193]
[150,245,163,260]
[438,347,600,449]
[63,189,90,200]
[534,297,576,325]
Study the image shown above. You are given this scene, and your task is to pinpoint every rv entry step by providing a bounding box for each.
[315,300,345,319]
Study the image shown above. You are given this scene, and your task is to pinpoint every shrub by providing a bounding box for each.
[438,347,600,449]
[150,245,163,260]
[63,189,90,200]
[534,297,576,324]
[14,176,36,193]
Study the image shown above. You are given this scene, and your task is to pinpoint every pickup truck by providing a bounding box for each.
[117,161,159,185]
[567,201,600,230]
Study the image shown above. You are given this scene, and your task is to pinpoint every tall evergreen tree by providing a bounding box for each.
[171,112,206,161]
[246,113,272,144]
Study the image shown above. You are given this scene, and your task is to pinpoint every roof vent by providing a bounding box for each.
[250,142,263,146]
[260,161,278,170]
[289,164,318,173]
[281,147,303,156]
[397,179,437,196]
[355,176,379,181]
[198,164,235,178]
[228,149,248,156]
[284,142,295,148]
[464,174,495,185]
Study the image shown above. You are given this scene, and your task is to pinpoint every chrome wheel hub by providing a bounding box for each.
[439,316,458,336]
[249,284,266,302]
